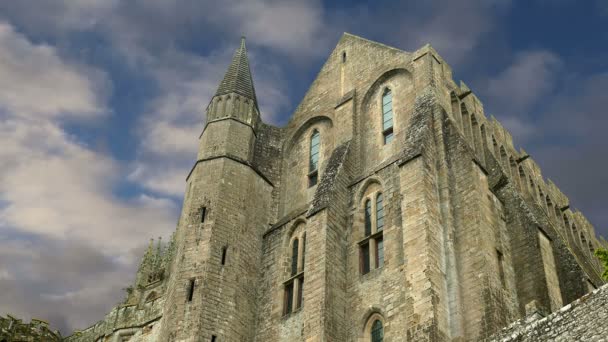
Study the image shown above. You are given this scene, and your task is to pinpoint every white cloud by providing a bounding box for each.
[225,0,328,57]
[0,22,107,119]
[0,119,177,253]
[499,116,536,145]
[484,50,562,114]
[409,0,511,65]
[0,21,178,333]
[0,0,329,59]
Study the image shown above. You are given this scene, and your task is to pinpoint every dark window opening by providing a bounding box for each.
[211,335,217,342]
[187,278,195,302]
[296,276,304,309]
[364,199,372,236]
[291,239,299,275]
[371,320,384,342]
[361,243,370,274]
[301,233,306,270]
[342,51,346,63]
[308,170,318,187]
[284,282,294,315]
[497,250,506,288]
[200,207,207,223]
[221,246,228,266]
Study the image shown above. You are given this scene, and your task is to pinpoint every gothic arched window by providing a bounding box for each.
[308,129,320,187]
[284,226,306,315]
[360,191,386,274]
[371,320,384,342]
[382,88,394,144]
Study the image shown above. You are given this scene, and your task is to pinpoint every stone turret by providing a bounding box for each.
[159,37,274,342]
[134,238,166,288]
[198,37,260,162]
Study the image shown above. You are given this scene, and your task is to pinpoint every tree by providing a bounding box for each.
[594,248,608,281]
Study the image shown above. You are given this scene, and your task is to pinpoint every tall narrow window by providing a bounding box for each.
[360,191,386,275]
[296,276,304,309]
[365,199,372,236]
[291,239,299,276]
[382,89,394,144]
[496,249,506,288]
[284,227,306,315]
[376,237,384,268]
[371,320,384,342]
[361,243,371,274]
[308,130,320,187]
[211,336,217,342]
[301,233,307,270]
[187,278,195,302]
[200,207,207,223]
[284,282,294,314]
[376,193,385,232]
[221,246,228,266]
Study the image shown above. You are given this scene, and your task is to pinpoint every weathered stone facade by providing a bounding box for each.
[488,283,608,341]
[63,33,607,341]
[0,315,61,342]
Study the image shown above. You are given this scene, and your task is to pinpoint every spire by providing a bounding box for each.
[215,37,258,108]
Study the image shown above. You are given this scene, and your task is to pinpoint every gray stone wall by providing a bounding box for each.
[64,297,164,342]
[488,284,608,341]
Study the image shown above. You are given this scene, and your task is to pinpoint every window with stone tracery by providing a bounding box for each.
[360,191,385,275]
[362,313,385,342]
[371,320,384,342]
[284,226,306,315]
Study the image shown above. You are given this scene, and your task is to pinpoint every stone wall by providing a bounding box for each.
[488,283,608,341]
[63,296,164,342]
[0,315,61,342]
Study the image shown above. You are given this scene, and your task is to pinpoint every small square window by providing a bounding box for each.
[308,170,318,188]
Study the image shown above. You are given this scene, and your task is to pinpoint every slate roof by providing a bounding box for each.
[215,37,258,108]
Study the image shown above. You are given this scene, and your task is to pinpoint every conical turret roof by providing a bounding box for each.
[215,37,258,108]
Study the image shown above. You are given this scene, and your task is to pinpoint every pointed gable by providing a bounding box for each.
[215,37,258,108]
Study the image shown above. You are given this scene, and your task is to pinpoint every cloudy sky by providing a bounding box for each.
[0,0,606,336]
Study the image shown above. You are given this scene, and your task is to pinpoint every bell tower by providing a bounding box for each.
[159,37,274,342]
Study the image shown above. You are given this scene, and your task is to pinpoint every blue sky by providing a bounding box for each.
[0,0,606,335]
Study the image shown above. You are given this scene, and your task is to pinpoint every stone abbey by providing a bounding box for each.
[62,34,607,341]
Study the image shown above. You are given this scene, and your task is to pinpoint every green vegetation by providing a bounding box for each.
[594,248,608,281]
